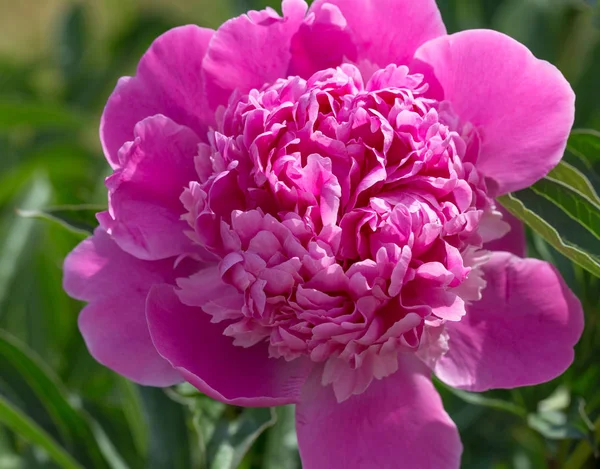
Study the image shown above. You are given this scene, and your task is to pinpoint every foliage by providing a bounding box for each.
[0,0,598,468]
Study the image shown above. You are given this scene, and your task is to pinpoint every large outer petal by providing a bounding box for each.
[297,0,446,76]
[435,252,583,391]
[146,284,312,406]
[63,230,182,386]
[202,0,308,110]
[296,355,462,469]
[101,25,214,167]
[98,115,200,261]
[413,30,575,194]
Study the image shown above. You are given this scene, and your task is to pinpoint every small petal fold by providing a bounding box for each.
[101,25,214,166]
[202,0,308,109]
[294,0,446,77]
[146,284,313,406]
[99,115,200,260]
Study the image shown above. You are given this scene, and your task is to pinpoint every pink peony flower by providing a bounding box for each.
[63,0,584,467]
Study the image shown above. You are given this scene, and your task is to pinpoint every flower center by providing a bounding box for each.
[181,63,502,401]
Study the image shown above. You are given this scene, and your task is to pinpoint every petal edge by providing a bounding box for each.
[297,355,462,469]
[147,284,312,406]
[435,252,584,391]
[414,29,575,194]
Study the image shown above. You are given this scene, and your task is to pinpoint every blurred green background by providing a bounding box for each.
[0,0,598,468]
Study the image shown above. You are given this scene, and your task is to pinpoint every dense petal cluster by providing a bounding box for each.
[179,63,502,399]
[63,0,583,467]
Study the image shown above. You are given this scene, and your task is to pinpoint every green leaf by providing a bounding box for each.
[116,379,148,460]
[547,161,600,205]
[188,393,278,469]
[82,398,145,469]
[0,394,84,469]
[190,394,226,468]
[139,387,192,469]
[529,178,600,240]
[0,176,51,309]
[87,418,129,469]
[0,100,87,131]
[17,205,103,236]
[436,379,527,418]
[263,406,300,469]
[567,129,600,165]
[205,407,277,469]
[0,331,74,446]
[0,330,109,469]
[498,191,600,278]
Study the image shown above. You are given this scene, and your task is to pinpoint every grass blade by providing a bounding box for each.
[0,330,109,468]
[0,176,51,309]
[498,191,600,278]
[0,394,84,469]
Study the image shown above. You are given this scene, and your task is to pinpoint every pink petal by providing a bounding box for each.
[435,252,584,391]
[101,25,214,167]
[99,115,200,260]
[413,30,575,194]
[176,267,244,323]
[202,0,308,110]
[62,230,182,386]
[146,284,313,406]
[289,2,356,77]
[296,355,462,469]
[297,0,445,76]
[483,205,526,257]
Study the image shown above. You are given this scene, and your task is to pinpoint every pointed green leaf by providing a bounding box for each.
[17,205,103,236]
[529,178,600,241]
[547,161,600,204]
[436,380,527,418]
[0,176,51,309]
[0,330,109,469]
[498,191,600,278]
[0,394,84,469]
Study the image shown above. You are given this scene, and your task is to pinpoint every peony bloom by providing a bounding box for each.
[63,0,584,467]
